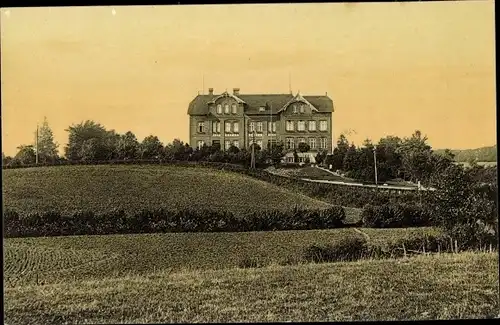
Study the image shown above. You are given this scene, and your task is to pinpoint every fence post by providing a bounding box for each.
[403,243,407,258]
[454,240,458,254]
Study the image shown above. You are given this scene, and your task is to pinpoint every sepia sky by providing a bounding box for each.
[1,2,496,156]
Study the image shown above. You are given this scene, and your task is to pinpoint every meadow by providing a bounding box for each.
[3,226,440,287]
[4,251,498,323]
[2,165,332,215]
[3,163,497,323]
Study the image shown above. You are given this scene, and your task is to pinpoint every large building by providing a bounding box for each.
[187,88,334,163]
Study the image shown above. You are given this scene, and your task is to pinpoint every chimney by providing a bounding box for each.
[208,88,214,95]
[233,88,240,96]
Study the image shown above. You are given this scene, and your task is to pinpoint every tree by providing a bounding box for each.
[35,117,59,163]
[117,131,140,160]
[13,145,36,165]
[140,135,164,159]
[164,139,190,161]
[374,136,403,181]
[2,152,13,166]
[297,142,310,153]
[315,150,328,165]
[342,143,358,171]
[265,141,286,166]
[430,164,497,250]
[397,130,434,183]
[79,138,100,162]
[64,120,111,161]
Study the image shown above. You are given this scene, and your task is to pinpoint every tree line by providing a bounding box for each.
[2,118,496,187]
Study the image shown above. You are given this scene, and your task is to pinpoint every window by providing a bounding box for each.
[197,140,204,150]
[225,121,231,133]
[299,105,305,113]
[249,122,255,132]
[319,120,328,131]
[231,104,237,114]
[286,121,294,131]
[319,138,328,149]
[233,122,239,133]
[286,138,295,150]
[309,138,316,149]
[224,104,230,114]
[267,121,276,134]
[308,121,316,131]
[212,140,220,148]
[267,139,277,149]
[293,105,298,114]
[216,104,222,114]
[256,122,263,133]
[299,138,306,144]
[197,121,205,133]
[212,121,220,134]
[225,140,231,150]
[287,156,294,163]
[298,121,305,131]
[233,140,239,148]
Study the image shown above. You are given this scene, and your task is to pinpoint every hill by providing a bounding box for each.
[435,145,497,162]
[2,165,331,216]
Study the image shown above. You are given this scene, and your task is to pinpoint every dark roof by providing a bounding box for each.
[187,93,334,115]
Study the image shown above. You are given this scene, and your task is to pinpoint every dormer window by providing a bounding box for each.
[293,105,298,114]
[299,105,305,113]
[224,104,230,114]
[259,106,266,112]
[216,104,222,114]
[231,104,237,114]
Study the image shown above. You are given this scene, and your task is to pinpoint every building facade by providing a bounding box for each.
[187,88,334,163]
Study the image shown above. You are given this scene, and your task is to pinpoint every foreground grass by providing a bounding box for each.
[2,165,331,215]
[4,227,438,287]
[5,252,498,323]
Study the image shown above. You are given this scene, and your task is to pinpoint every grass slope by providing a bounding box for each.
[2,165,331,215]
[4,227,439,287]
[5,252,498,323]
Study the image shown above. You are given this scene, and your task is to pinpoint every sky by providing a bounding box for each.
[1,2,496,156]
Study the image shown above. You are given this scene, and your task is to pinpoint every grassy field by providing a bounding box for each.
[3,227,439,287]
[5,251,498,323]
[2,165,332,215]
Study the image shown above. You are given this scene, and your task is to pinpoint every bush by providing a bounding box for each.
[303,236,369,263]
[3,206,348,238]
[361,203,432,228]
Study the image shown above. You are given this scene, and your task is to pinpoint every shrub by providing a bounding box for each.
[303,236,368,263]
[361,203,432,228]
[3,206,348,238]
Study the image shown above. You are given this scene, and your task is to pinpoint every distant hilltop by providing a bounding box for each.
[435,145,497,163]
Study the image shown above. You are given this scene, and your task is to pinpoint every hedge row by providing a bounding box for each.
[361,203,433,228]
[3,206,347,238]
[2,158,424,208]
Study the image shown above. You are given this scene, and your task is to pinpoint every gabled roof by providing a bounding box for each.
[277,91,319,113]
[207,91,246,105]
[187,92,334,116]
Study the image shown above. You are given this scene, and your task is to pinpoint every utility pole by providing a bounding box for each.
[250,130,256,169]
[373,145,378,191]
[35,124,39,165]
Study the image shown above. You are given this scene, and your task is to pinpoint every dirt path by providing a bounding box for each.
[353,228,370,241]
